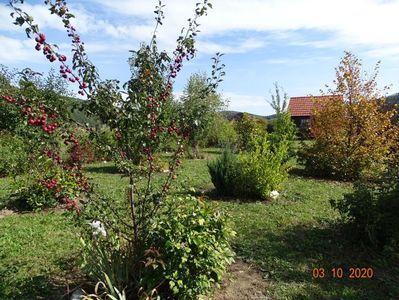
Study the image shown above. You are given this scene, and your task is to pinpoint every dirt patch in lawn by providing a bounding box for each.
[0,208,14,219]
[212,259,271,300]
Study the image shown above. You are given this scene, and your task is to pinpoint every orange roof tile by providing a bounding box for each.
[288,95,343,117]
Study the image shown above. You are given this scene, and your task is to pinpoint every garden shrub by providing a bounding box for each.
[234,113,267,151]
[331,158,399,248]
[142,195,235,299]
[9,160,89,210]
[9,181,58,210]
[300,52,397,181]
[205,114,238,148]
[80,232,132,297]
[208,148,239,196]
[209,134,290,199]
[89,127,118,162]
[235,134,290,199]
[267,82,297,158]
[73,127,115,163]
[269,111,297,161]
[0,101,22,132]
[0,133,29,177]
[79,195,235,299]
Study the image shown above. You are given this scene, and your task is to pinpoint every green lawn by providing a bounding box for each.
[222,177,399,299]
[1,153,398,299]
[0,211,80,300]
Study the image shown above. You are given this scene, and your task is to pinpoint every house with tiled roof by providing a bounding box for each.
[288,95,343,133]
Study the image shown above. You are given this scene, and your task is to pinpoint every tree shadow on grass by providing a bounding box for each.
[0,275,67,300]
[289,166,336,182]
[0,258,89,300]
[234,222,399,299]
[289,166,315,178]
[0,194,32,212]
[289,167,353,187]
[181,187,267,204]
[84,164,122,174]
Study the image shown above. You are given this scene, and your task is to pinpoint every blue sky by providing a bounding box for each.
[1,0,399,116]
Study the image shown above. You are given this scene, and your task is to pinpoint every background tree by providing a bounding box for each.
[204,113,238,148]
[267,83,296,158]
[0,66,25,132]
[179,72,226,158]
[301,51,397,180]
[234,113,267,151]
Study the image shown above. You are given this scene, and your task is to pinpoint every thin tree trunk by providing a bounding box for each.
[194,142,200,159]
[128,174,139,247]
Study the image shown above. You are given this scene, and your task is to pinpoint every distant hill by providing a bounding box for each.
[221,110,276,121]
[386,93,399,106]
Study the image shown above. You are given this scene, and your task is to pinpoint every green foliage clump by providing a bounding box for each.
[1,141,90,212]
[236,135,289,199]
[208,148,239,196]
[179,72,227,158]
[10,182,58,210]
[209,134,290,199]
[79,195,235,299]
[331,158,399,248]
[73,127,116,163]
[209,88,295,200]
[0,133,29,177]
[205,113,238,148]
[80,233,131,298]
[269,112,296,147]
[267,83,297,160]
[0,66,22,132]
[234,113,267,151]
[143,195,235,299]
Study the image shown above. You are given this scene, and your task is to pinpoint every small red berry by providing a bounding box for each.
[39,33,46,43]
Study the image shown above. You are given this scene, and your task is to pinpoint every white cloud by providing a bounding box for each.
[0,5,18,32]
[0,35,42,63]
[6,0,399,58]
[197,38,266,54]
[6,3,65,31]
[83,0,399,57]
[263,55,333,66]
[366,46,399,58]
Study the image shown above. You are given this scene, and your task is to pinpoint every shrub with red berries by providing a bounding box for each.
[0,73,91,211]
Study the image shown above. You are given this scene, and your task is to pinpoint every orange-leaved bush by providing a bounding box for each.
[301,51,398,181]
